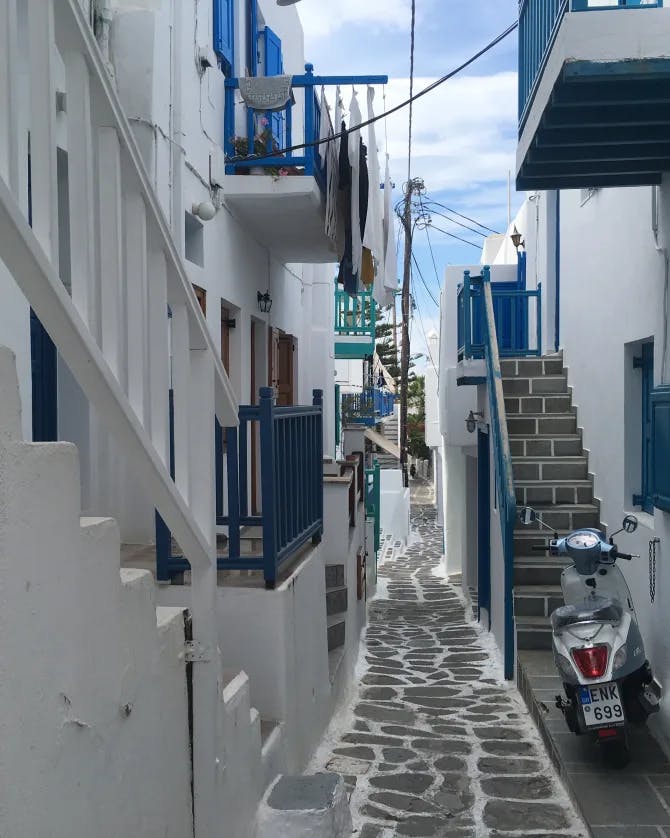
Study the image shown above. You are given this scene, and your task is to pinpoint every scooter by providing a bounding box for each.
[519,507,662,767]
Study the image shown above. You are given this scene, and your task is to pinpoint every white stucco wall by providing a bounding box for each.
[558,182,670,740]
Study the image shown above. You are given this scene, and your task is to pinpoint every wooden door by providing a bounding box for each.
[193,284,207,315]
[221,304,231,374]
[268,327,280,390]
[277,334,295,407]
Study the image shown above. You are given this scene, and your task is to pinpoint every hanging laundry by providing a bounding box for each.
[337,119,357,295]
[348,91,364,283]
[363,88,385,305]
[323,87,339,245]
[382,154,398,304]
[359,139,373,287]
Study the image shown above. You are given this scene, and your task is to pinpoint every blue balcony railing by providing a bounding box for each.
[457,268,542,361]
[157,388,323,589]
[341,387,394,427]
[519,0,663,129]
[224,64,388,189]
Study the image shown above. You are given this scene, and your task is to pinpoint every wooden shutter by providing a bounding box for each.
[214,0,235,76]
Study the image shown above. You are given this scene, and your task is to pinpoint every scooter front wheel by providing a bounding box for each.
[601,739,631,769]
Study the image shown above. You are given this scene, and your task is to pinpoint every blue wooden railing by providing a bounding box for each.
[224,64,388,189]
[365,460,381,555]
[480,268,517,681]
[457,269,542,361]
[519,0,663,129]
[157,388,324,588]
[342,387,394,427]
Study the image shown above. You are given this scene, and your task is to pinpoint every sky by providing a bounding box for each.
[297,0,522,370]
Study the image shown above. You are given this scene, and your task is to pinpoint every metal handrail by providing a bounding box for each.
[481,267,517,680]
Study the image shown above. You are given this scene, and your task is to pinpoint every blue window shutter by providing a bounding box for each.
[214,0,234,76]
[264,26,283,77]
[651,386,670,513]
[634,343,655,513]
[263,26,284,145]
[246,0,258,75]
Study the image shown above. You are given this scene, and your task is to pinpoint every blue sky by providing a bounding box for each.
[298,0,522,365]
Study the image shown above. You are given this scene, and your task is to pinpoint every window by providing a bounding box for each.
[214,0,234,77]
[633,341,654,513]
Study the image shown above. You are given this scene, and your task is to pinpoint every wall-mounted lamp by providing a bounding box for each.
[192,201,217,222]
[511,226,525,251]
[465,410,484,434]
[257,291,273,313]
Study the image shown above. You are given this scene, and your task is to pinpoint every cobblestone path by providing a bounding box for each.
[317,501,587,838]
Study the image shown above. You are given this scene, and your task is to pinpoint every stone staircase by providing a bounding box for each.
[326,563,347,657]
[501,353,601,651]
[374,416,400,469]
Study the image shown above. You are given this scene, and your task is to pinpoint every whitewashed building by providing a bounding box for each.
[0,0,396,835]
[434,0,670,746]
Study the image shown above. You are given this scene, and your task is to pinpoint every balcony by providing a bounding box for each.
[156,388,324,589]
[457,267,542,364]
[341,387,395,428]
[517,0,670,190]
[334,283,377,359]
[223,65,387,263]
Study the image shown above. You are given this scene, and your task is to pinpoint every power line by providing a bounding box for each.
[230,22,519,163]
[426,223,481,250]
[420,204,488,238]
[411,252,439,308]
[423,198,501,235]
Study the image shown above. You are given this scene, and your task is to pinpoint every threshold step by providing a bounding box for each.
[515,480,593,506]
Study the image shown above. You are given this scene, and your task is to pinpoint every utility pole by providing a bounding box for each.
[399,180,415,488]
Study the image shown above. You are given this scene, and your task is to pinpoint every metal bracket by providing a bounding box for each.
[185,641,211,663]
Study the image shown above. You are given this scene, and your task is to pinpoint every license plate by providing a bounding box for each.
[579,682,624,727]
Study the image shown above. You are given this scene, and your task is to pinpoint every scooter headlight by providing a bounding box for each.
[613,644,627,672]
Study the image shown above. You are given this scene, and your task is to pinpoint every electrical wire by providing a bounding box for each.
[411,252,439,308]
[420,204,488,238]
[231,21,519,163]
[422,198,501,235]
[424,223,481,251]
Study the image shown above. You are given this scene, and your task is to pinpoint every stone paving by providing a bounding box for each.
[317,493,587,838]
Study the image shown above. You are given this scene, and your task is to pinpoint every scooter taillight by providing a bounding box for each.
[572,645,609,679]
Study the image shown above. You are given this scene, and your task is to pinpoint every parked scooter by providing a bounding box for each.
[519,507,662,767]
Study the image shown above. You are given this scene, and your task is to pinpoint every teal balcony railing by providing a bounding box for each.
[457,267,542,361]
[334,283,377,359]
[519,0,663,130]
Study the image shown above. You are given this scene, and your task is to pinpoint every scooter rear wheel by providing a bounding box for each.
[601,739,631,769]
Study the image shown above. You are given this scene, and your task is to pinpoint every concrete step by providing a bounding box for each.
[501,356,564,378]
[514,479,593,506]
[516,615,553,651]
[507,413,577,436]
[509,435,582,457]
[325,564,345,590]
[505,395,573,415]
[514,557,570,587]
[326,586,348,617]
[514,585,564,618]
[503,376,568,396]
[512,456,588,482]
[514,529,571,554]
[513,503,601,533]
[327,615,346,651]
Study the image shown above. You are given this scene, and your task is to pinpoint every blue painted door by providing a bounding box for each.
[30,310,58,441]
[477,429,491,628]
[264,26,284,148]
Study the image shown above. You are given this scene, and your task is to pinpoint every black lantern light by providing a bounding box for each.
[257,291,273,313]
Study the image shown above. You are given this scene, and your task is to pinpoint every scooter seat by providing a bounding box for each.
[550,599,623,631]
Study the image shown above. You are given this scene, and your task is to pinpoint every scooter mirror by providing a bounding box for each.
[623,515,638,534]
[519,507,537,526]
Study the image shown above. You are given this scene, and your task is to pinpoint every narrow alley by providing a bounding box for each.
[316,484,587,838]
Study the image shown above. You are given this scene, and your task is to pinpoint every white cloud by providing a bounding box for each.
[380,72,518,193]
[298,0,411,39]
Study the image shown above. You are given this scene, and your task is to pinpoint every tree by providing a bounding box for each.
[375,321,400,385]
[406,375,429,459]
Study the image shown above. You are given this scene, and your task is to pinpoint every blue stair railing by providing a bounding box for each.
[157,388,324,588]
[480,267,517,680]
[457,269,542,361]
[519,0,663,130]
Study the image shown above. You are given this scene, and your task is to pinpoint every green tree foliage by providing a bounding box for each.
[406,375,430,459]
